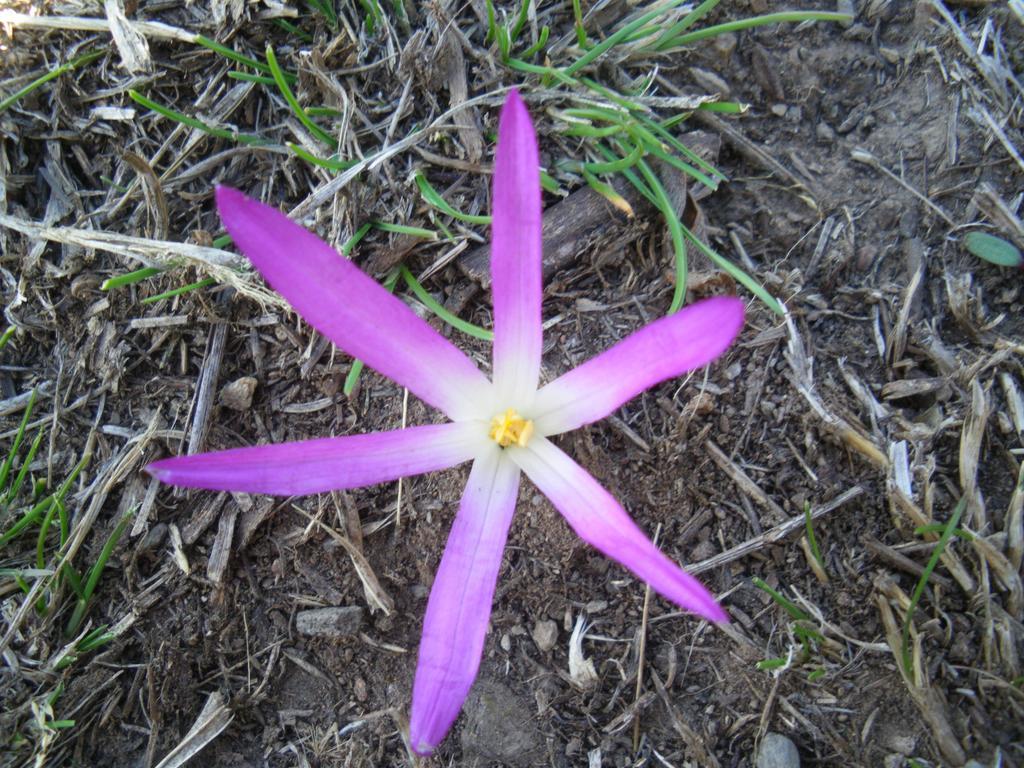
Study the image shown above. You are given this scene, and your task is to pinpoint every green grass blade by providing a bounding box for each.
[341,223,373,257]
[415,173,491,225]
[484,0,498,44]
[520,26,550,59]
[266,46,337,148]
[634,156,688,313]
[5,427,45,508]
[305,0,339,29]
[227,71,277,86]
[583,140,643,173]
[804,501,825,572]
[0,496,55,547]
[0,326,15,353]
[659,11,853,49]
[509,0,531,44]
[101,267,163,292]
[563,0,690,75]
[900,497,966,676]
[697,100,748,113]
[639,114,726,182]
[274,18,314,43]
[129,90,267,146]
[581,168,634,217]
[401,267,493,341]
[141,277,217,305]
[194,35,296,83]
[0,388,37,495]
[0,50,103,114]
[753,576,811,622]
[292,140,360,172]
[680,225,784,314]
[651,0,721,50]
[572,0,590,48]
[66,509,133,636]
[371,221,438,240]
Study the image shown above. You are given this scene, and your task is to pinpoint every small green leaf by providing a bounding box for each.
[964,231,1022,268]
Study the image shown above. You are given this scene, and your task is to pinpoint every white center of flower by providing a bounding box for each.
[488,408,534,448]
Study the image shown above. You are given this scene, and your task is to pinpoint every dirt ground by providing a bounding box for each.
[1,1,1023,767]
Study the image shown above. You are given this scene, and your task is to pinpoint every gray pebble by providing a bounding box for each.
[756,732,800,768]
[296,606,363,638]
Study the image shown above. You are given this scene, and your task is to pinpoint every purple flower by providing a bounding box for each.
[147,90,744,755]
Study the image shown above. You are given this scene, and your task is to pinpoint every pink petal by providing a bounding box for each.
[146,421,488,495]
[216,186,490,421]
[491,90,543,404]
[409,444,521,755]
[531,296,744,435]
[509,437,727,623]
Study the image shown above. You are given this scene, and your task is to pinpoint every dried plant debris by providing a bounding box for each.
[1,1,1022,766]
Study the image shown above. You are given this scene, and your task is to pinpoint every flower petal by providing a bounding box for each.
[146,421,488,496]
[217,186,490,421]
[531,296,744,435]
[509,437,727,622]
[491,90,543,405]
[409,443,521,754]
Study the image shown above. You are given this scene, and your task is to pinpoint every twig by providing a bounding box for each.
[688,487,864,575]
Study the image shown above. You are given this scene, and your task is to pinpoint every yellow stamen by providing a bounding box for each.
[488,408,534,448]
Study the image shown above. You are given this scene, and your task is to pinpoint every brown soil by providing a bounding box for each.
[1,2,1022,767]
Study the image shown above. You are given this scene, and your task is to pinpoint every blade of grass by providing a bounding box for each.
[129,90,267,146]
[371,221,438,240]
[634,156,688,313]
[563,0,691,75]
[509,0,532,44]
[650,0,721,50]
[66,509,133,636]
[266,46,337,148]
[101,266,163,291]
[415,173,491,225]
[752,576,810,622]
[341,223,373,257]
[0,389,37,495]
[287,142,357,172]
[581,168,635,217]
[274,18,314,43]
[227,71,277,86]
[141,277,217,305]
[582,140,644,173]
[572,0,590,48]
[900,497,967,676]
[400,267,493,341]
[658,11,853,49]
[4,428,45,509]
[0,326,16,352]
[194,35,296,83]
[680,224,784,314]
[804,501,825,572]
[0,49,103,114]
[519,26,550,59]
[696,100,748,113]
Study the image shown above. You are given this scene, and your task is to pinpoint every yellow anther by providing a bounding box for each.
[488,408,534,448]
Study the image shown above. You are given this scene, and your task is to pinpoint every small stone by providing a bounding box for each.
[770,103,788,117]
[220,376,257,410]
[756,732,800,768]
[461,680,542,766]
[532,619,558,652]
[816,122,836,143]
[296,606,363,638]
